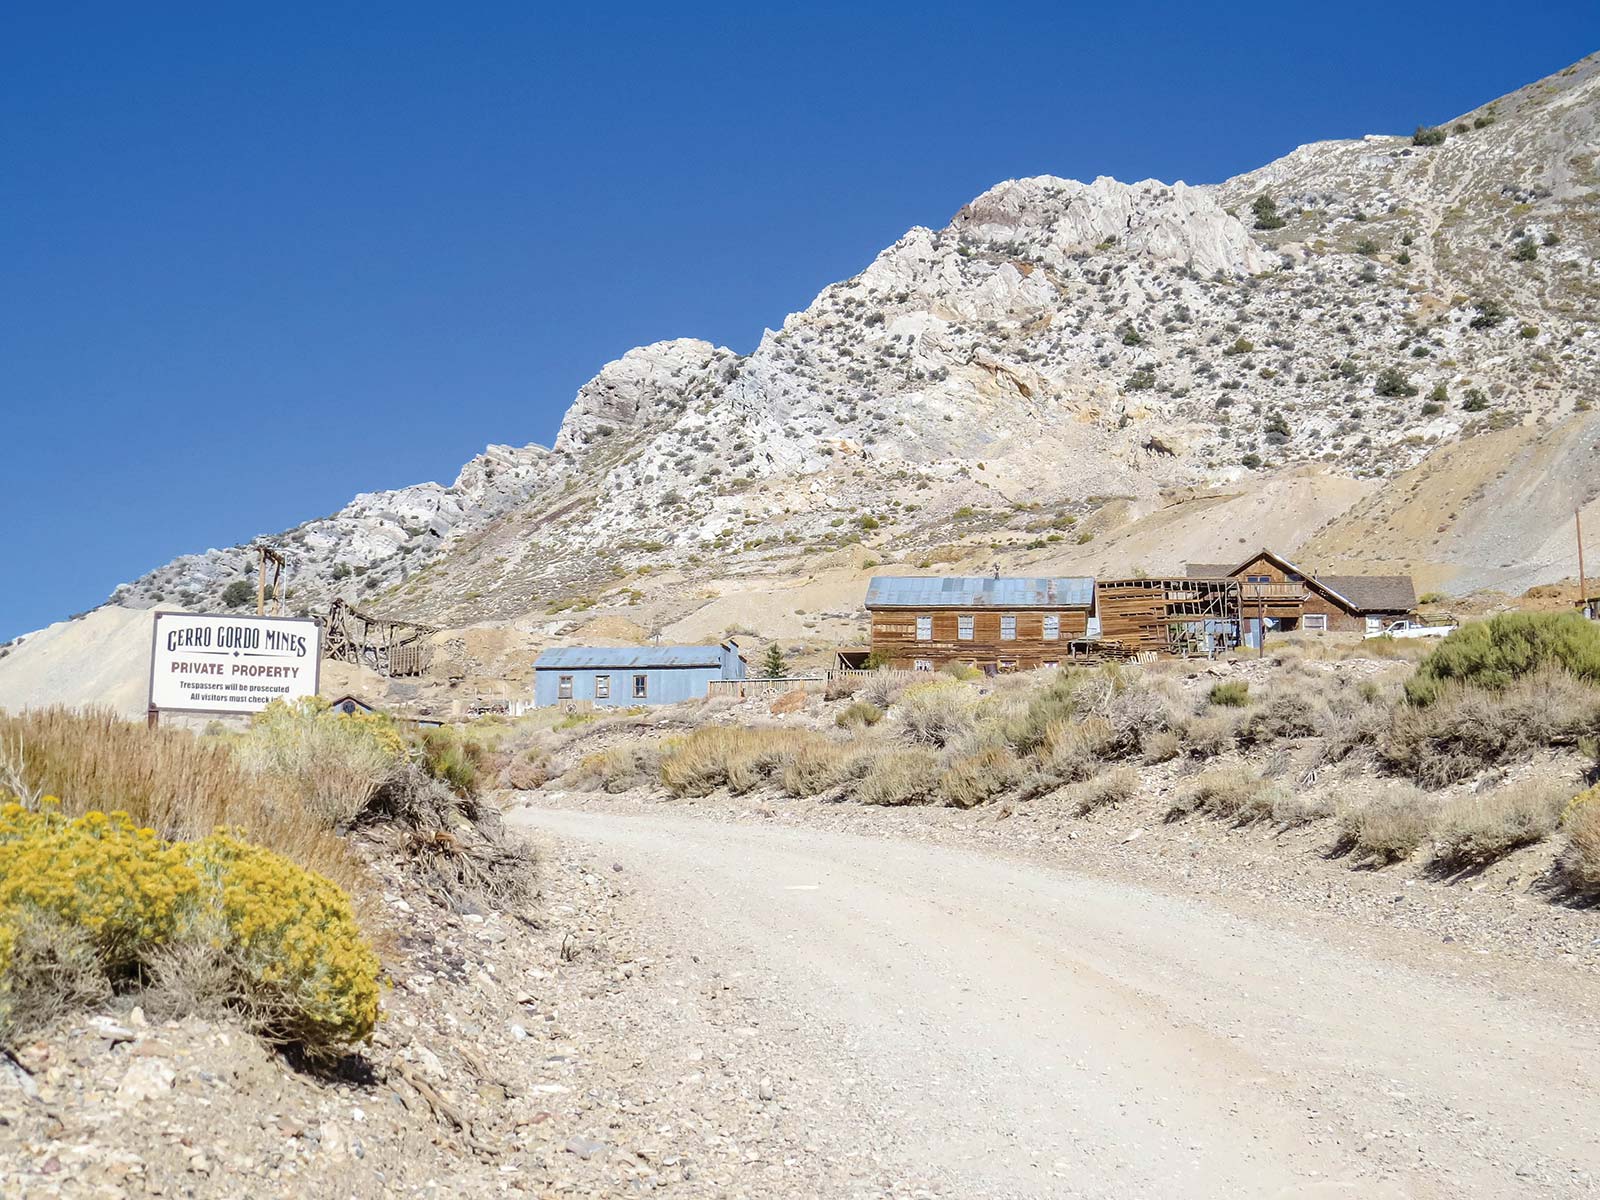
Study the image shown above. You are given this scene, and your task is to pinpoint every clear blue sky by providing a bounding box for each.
[2,3,1593,641]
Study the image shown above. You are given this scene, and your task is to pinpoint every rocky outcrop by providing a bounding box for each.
[108,53,1600,622]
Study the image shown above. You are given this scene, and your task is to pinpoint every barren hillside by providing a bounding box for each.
[107,53,1599,638]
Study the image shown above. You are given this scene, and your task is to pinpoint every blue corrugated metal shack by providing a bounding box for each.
[533,641,746,707]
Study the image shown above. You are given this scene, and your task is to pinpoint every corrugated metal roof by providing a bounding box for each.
[865,576,1095,609]
[1185,563,1237,579]
[535,644,728,670]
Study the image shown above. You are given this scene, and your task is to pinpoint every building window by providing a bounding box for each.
[1042,660,1059,670]
[957,614,974,640]
[557,675,574,700]
[1043,614,1060,640]
[1303,614,1327,632]
[594,674,611,698]
[1000,615,1017,640]
[1247,574,1271,584]
[916,615,932,641]
[913,659,933,672]
[632,674,648,699]
[998,658,1018,673]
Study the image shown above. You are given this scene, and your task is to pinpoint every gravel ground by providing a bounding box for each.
[512,795,1600,1198]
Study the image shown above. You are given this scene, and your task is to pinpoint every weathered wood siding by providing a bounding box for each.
[870,608,1089,670]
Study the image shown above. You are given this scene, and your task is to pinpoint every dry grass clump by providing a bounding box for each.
[859,669,922,709]
[235,698,403,827]
[1235,687,1329,746]
[1181,713,1238,758]
[1380,668,1600,786]
[1037,716,1117,785]
[1142,729,1181,763]
[1337,783,1434,863]
[836,700,884,729]
[1065,767,1138,816]
[1556,788,1600,895]
[565,744,660,793]
[938,746,1021,809]
[1428,780,1570,871]
[895,680,979,748]
[1270,790,1335,827]
[0,707,363,903]
[1207,680,1250,707]
[779,740,870,797]
[658,726,829,797]
[1190,766,1282,823]
[854,748,943,806]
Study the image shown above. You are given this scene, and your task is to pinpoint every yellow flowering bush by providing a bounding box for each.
[0,803,379,1054]
[0,802,197,971]
[187,832,380,1050]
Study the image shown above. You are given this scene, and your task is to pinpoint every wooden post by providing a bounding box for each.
[146,705,159,729]
[1256,590,1265,659]
[1578,508,1588,609]
[257,547,267,616]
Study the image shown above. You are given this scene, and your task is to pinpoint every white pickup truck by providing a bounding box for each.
[1365,618,1457,640]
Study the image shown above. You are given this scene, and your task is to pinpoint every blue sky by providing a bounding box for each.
[2,3,1594,641]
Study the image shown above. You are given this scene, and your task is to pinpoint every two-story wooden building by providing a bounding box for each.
[864,576,1096,672]
[1186,550,1416,636]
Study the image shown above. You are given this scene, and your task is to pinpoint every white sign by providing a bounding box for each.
[149,611,321,715]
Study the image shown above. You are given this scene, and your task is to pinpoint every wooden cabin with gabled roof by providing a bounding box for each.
[1186,549,1417,636]
[864,575,1096,672]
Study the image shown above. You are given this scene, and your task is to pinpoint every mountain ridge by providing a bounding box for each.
[109,51,1600,633]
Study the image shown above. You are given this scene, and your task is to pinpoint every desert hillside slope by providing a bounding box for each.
[101,52,1600,633]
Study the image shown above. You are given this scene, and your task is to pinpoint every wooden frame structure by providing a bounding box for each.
[321,598,439,677]
[1095,577,1243,656]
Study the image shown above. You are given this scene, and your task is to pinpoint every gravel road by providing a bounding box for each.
[510,803,1599,1200]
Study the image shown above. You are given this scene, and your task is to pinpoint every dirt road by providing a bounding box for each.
[510,803,1599,1200]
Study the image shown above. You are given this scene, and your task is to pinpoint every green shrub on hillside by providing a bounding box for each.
[1405,613,1600,705]
[1207,680,1250,707]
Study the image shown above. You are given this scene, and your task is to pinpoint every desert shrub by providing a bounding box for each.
[859,670,919,709]
[658,727,824,797]
[1037,716,1117,785]
[1556,787,1600,894]
[0,907,110,1042]
[0,804,378,1055]
[1208,680,1250,707]
[938,746,1021,808]
[1008,666,1179,760]
[1337,784,1433,863]
[854,748,943,806]
[237,699,404,827]
[184,832,379,1053]
[1406,613,1600,704]
[836,700,884,729]
[1236,688,1329,746]
[941,662,984,682]
[778,740,868,797]
[1182,713,1237,757]
[500,749,552,791]
[566,745,659,793]
[1191,766,1281,822]
[413,726,488,797]
[1429,780,1569,871]
[1065,767,1138,816]
[895,680,979,748]
[824,674,864,701]
[1380,669,1600,785]
[1142,729,1181,763]
[1270,790,1335,827]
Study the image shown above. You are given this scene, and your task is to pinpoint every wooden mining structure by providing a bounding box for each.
[321,598,438,677]
[1094,577,1243,656]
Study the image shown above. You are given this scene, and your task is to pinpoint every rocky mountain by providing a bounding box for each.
[115,52,1600,630]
